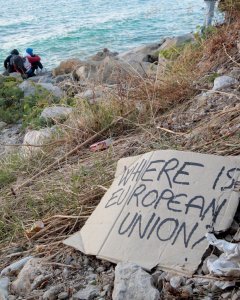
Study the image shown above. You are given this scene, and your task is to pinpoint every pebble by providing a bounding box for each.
[83,257,89,265]
[232,291,240,300]
[96,267,105,273]
[221,292,232,299]
[8,296,17,300]
[42,285,62,300]
[58,292,69,299]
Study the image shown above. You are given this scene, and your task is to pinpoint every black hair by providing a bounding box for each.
[10,49,19,55]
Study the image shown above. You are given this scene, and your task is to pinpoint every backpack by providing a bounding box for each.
[10,55,27,74]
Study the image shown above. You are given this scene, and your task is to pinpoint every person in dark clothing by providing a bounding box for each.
[4,49,20,73]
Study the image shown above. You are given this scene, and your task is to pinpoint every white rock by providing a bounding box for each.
[12,258,47,296]
[21,128,53,157]
[112,262,160,300]
[40,106,72,121]
[73,285,100,300]
[0,256,33,276]
[213,75,238,91]
[38,83,63,98]
[0,277,9,300]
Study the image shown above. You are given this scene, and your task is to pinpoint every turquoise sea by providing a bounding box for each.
[0,0,217,71]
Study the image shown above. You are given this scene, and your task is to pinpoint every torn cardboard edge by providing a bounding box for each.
[64,150,240,274]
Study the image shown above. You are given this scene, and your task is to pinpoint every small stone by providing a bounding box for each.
[170,276,185,289]
[0,277,9,300]
[42,285,62,300]
[112,262,159,300]
[31,274,51,290]
[0,256,33,276]
[100,290,107,297]
[8,296,17,300]
[58,292,69,299]
[83,257,89,266]
[221,292,232,299]
[73,285,99,300]
[232,291,240,300]
[151,271,162,285]
[12,258,47,296]
[96,267,105,273]
[181,285,193,298]
[213,75,238,91]
[64,255,73,265]
[87,267,94,272]
[86,274,97,281]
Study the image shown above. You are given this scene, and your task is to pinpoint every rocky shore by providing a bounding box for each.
[0,27,240,300]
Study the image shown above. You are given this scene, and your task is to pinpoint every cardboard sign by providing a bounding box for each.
[64,150,240,274]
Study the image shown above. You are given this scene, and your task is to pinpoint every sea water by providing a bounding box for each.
[0,0,218,71]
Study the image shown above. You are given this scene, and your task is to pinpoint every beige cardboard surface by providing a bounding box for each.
[64,150,240,274]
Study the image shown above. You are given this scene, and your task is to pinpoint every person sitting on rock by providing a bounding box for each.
[3,49,20,74]
[24,48,43,76]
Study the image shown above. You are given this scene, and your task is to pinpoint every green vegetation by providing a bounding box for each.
[0,77,24,123]
[0,76,74,129]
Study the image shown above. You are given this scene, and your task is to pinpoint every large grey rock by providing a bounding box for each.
[0,256,33,276]
[38,83,63,98]
[19,81,36,97]
[0,277,9,300]
[159,33,194,51]
[28,73,53,84]
[213,75,238,90]
[11,258,48,296]
[88,48,118,62]
[73,285,100,300]
[40,106,72,121]
[118,33,194,63]
[112,262,160,300]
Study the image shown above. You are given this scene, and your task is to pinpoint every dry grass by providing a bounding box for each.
[1,18,240,267]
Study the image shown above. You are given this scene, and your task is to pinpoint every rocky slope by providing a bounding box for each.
[0,15,240,300]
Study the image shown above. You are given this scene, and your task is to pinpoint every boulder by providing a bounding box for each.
[88,48,118,61]
[118,41,166,63]
[21,128,53,157]
[73,285,100,300]
[37,83,63,98]
[112,262,160,300]
[19,81,37,97]
[11,258,48,296]
[213,75,238,90]
[28,73,53,84]
[40,106,72,122]
[52,59,82,76]
[159,33,194,51]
